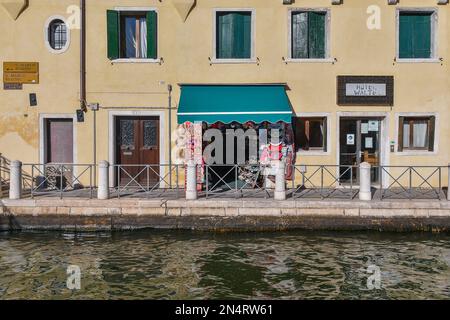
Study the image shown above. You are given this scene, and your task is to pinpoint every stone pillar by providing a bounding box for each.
[186,161,197,200]
[98,161,110,200]
[9,160,22,200]
[359,162,372,201]
[274,161,286,201]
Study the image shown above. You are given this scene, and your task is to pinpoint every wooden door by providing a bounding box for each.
[116,116,160,186]
[46,119,73,163]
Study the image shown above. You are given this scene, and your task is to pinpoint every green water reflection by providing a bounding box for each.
[0,230,449,299]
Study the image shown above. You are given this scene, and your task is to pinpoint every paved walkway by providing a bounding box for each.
[12,187,447,201]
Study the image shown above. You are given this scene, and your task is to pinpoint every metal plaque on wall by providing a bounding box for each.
[337,76,394,106]
[3,83,23,90]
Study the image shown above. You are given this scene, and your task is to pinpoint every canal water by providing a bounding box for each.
[0,230,449,300]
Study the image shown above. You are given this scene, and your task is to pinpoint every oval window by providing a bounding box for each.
[45,17,70,53]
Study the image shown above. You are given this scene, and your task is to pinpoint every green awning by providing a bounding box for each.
[177,84,293,124]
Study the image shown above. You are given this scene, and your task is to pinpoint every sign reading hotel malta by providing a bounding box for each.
[3,62,39,88]
[337,76,394,106]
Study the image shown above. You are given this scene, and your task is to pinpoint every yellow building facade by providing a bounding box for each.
[1,0,449,189]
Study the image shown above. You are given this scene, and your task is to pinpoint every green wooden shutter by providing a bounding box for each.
[399,13,432,59]
[217,12,251,59]
[147,11,158,59]
[107,10,119,60]
[231,12,251,59]
[399,14,413,58]
[292,12,308,59]
[217,13,233,58]
[308,12,326,58]
[241,13,251,59]
[413,14,431,58]
[398,117,405,151]
[232,13,243,58]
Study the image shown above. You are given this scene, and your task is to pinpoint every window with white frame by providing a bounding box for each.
[45,17,70,53]
[398,116,436,152]
[290,10,329,59]
[397,9,437,60]
[107,9,158,60]
[293,117,328,152]
[214,10,254,60]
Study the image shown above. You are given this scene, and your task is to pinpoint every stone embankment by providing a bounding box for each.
[1,198,450,232]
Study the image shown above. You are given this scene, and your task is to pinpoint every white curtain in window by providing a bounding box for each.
[403,123,410,148]
[413,122,428,148]
[139,17,147,58]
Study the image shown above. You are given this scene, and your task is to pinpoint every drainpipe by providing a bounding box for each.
[80,0,86,112]
[168,84,173,188]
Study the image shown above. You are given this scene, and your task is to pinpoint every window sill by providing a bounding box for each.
[210,58,257,64]
[111,58,161,64]
[284,58,335,64]
[297,150,330,156]
[395,150,437,156]
[395,58,441,64]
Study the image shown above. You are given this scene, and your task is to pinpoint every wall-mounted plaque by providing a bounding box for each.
[4,72,39,84]
[3,62,39,84]
[337,76,393,106]
[4,62,39,73]
[3,83,23,90]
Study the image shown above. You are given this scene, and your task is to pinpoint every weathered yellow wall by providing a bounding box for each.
[1,0,449,185]
[0,0,79,163]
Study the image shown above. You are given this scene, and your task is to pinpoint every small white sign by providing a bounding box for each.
[347,134,355,145]
[365,137,373,149]
[368,120,379,132]
[346,83,386,97]
[361,123,369,134]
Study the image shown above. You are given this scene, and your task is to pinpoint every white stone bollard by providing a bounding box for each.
[359,162,372,201]
[274,161,286,201]
[186,161,197,200]
[98,160,110,200]
[9,160,22,200]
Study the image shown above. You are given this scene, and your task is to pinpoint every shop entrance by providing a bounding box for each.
[339,118,382,184]
[115,116,160,186]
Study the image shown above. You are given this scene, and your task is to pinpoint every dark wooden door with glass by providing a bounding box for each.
[116,116,160,186]
[340,118,382,184]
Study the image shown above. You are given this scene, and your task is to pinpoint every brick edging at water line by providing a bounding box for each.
[1,199,450,232]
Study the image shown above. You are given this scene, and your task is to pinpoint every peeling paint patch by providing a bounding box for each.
[0,113,38,149]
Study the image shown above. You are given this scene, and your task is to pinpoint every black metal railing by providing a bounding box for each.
[4,161,450,201]
[290,165,358,200]
[377,165,445,200]
[204,164,272,199]
[111,164,183,199]
[0,154,9,198]
[23,164,95,199]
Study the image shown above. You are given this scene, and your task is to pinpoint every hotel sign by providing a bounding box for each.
[345,83,386,97]
[3,62,39,85]
[338,76,393,106]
